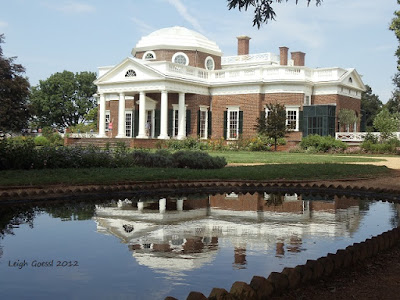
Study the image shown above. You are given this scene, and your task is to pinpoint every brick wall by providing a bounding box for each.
[211,93,263,139]
[135,49,222,70]
[237,36,251,55]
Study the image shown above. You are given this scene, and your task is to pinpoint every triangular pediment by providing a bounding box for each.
[339,68,366,91]
[95,57,164,85]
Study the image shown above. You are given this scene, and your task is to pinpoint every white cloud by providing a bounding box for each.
[47,2,95,14]
[0,21,8,28]
[131,17,156,34]
[165,0,204,33]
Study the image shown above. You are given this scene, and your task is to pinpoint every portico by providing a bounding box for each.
[97,88,187,140]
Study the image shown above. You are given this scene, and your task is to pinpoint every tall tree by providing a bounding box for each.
[0,34,30,133]
[386,73,400,114]
[390,0,400,70]
[30,71,97,128]
[361,85,383,130]
[389,1,400,115]
[373,108,400,141]
[265,103,287,150]
[227,0,323,28]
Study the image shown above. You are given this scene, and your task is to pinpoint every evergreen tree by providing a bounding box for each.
[265,103,287,151]
[361,85,382,130]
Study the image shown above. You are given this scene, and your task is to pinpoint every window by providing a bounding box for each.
[199,107,208,139]
[285,106,300,131]
[287,110,297,130]
[205,56,215,70]
[143,51,156,60]
[125,69,136,77]
[125,112,132,137]
[228,109,239,140]
[105,112,110,131]
[172,52,189,65]
[349,77,353,83]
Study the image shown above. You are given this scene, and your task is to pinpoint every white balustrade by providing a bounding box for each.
[335,132,400,142]
[150,61,349,85]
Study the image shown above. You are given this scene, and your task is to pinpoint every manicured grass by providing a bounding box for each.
[208,151,384,164]
[0,164,390,187]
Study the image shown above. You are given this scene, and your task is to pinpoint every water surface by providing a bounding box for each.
[0,192,398,299]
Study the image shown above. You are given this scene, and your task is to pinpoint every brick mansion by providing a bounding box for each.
[94,26,365,144]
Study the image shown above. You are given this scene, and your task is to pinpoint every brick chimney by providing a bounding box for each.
[291,51,306,66]
[237,36,251,55]
[279,46,289,65]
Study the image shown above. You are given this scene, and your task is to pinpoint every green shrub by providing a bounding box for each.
[164,137,209,150]
[361,138,400,154]
[0,137,36,170]
[172,150,227,169]
[131,150,174,168]
[300,135,347,153]
[34,136,50,147]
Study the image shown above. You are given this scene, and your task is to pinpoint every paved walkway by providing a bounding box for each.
[346,156,400,169]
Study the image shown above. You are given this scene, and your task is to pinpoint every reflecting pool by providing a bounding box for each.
[0,192,398,299]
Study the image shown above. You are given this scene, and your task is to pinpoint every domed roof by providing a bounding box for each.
[132,26,222,57]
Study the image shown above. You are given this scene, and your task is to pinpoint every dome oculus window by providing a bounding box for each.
[125,69,137,77]
[143,51,156,60]
[205,56,215,70]
[172,52,189,66]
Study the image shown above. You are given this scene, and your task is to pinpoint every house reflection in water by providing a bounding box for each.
[94,192,361,276]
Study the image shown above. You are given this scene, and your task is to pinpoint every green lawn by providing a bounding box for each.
[0,164,390,187]
[208,151,384,164]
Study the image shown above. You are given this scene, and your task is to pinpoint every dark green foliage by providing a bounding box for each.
[0,137,36,169]
[0,138,226,170]
[30,70,97,128]
[265,103,288,151]
[361,137,400,154]
[0,34,30,133]
[172,151,227,169]
[300,134,347,153]
[132,150,174,168]
[361,85,383,130]
[227,0,322,28]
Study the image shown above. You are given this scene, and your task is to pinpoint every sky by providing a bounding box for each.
[0,0,398,103]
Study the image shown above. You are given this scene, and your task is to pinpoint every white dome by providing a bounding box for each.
[132,26,222,57]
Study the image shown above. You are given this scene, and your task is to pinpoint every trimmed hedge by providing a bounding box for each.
[0,138,226,170]
[300,135,347,153]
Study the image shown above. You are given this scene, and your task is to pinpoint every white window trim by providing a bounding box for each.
[143,51,156,60]
[199,106,209,139]
[125,111,133,137]
[105,111,110,131]
[205,56,215,71]
[227,106,240,140]
[285,105,300,132]
[172,52,189,66]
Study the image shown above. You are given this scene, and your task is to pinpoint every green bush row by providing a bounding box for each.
[361,138,400,154]
[299,135,348,153]
[156,136,286,152]
[0,138,226,170]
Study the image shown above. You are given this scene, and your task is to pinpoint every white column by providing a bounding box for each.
[137,201,144,212]
[177,92,186,140]
[158,90,169,139]
[116,92,126,138]
[159,198,166,214]
[137,91,147,138]
[177,199,183,211]
[98,93,106,138]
